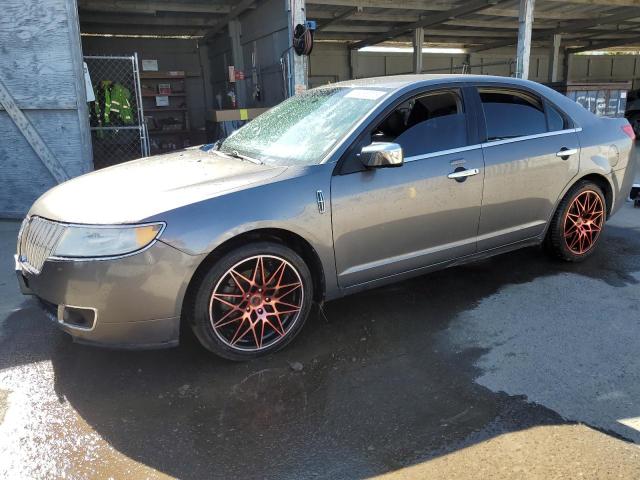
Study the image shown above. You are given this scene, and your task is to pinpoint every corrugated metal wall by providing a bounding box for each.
[0,0,92,218]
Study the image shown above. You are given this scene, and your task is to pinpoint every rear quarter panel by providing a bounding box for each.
[576,116,635,215]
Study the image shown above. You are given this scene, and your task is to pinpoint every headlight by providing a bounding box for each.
[52,223,164,258]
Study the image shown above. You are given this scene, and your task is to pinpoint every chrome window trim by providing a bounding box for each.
[403,127,582,163]
[405,144,481,163]
[481,127,582,148]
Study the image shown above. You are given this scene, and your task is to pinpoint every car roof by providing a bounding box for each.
[328,74,537,90]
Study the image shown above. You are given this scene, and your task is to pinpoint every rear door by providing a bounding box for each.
[474,86,580,251]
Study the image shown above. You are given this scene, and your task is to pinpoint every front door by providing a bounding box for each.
[474,87,580,250]
[331,88,484,288]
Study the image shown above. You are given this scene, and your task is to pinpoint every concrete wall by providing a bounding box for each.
[0,0,92,218]
[309,43,640,88]
[208,0,290,110]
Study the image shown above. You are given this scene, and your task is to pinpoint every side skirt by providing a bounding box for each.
[338,236,543,298]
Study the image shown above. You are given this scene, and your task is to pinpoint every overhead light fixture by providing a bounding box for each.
[359,46,467,54]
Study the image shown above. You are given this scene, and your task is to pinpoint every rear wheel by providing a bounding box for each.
[190,242,313,360]
[545,181,606,262]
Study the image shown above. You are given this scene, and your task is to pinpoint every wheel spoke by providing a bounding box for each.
[214,312,245,329]
[274,299,301,310]
[275,283,302,299]
[212,295,242,309]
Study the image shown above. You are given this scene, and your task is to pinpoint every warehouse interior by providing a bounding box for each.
[4,0,640,217]
[75,0,640,167]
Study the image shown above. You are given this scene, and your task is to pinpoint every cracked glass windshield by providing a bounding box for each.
[219,87,390,166]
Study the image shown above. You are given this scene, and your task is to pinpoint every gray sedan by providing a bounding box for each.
[15,75,637,360]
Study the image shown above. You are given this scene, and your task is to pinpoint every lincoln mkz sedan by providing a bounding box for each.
[15,75,637,360]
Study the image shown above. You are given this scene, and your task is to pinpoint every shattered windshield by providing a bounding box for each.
[219,87,390,166]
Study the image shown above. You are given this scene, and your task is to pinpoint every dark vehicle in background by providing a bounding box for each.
[625,88,640,136]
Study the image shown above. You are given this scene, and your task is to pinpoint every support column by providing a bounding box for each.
[548,33,561,82]
[562,48,571,83]
[228,19,246,107]
[289,0,307,96]
[349,49,358,79]
[515,0,535,79]
[413,27,424,74]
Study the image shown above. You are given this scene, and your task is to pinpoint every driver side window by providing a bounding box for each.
[372,90,468,158]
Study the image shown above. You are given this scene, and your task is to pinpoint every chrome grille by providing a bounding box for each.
[17,217,66,274]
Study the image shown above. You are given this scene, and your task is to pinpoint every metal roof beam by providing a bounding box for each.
[471,8,640,52]
[80,13,223,27]
[348,0,508,49]
[78,0,231,15]
[202,0,256,43]
[567,35,640,53]
[544,0,640,6]
[318,7,359,30]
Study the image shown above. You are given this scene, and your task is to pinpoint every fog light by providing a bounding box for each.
[57,305,96,330]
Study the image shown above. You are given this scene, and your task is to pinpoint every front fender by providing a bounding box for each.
[147,163,341,301]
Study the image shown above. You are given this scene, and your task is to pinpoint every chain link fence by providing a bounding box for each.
[84,54,149,169]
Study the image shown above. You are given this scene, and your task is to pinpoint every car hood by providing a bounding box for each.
[29,148,287,224]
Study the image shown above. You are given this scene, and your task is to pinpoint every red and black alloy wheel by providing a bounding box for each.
[546,180,607,262]
[209,255,304,351]
[190,242,313,360]
[562,190,604,255]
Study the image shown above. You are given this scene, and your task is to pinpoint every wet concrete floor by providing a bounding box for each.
[0,203,639,479]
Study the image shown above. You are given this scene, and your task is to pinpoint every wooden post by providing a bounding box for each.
[66,0,93,173]
[516,0,535,79]
[289,0,307,95]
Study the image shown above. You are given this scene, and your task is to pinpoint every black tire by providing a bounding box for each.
[190,242,313,361]
[545,180,606,262]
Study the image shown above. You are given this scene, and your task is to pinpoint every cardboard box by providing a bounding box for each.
[211,108,269,122]
[158,83,172,94]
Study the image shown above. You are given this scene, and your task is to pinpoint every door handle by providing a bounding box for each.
[556,147,578,158]
[447,168,480,180]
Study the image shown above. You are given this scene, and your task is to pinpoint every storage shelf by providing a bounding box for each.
[145,108,187,112]
[140,72,185,79]
[142,93,186,97]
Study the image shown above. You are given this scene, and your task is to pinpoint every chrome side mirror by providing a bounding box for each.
[360,142,403,168]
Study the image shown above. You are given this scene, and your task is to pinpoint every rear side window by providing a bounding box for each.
[479,89,547,141]
[546,103,569,131]
[372,90,468,157]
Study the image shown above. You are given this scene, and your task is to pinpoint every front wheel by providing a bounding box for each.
[545,181,606,262]
[190,242,313,361]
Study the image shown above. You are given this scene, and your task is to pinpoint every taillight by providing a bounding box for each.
[622,124,636,140]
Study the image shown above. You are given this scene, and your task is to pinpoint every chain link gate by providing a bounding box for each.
[84,54,149,169]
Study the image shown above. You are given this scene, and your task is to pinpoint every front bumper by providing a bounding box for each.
[15,241,203,349]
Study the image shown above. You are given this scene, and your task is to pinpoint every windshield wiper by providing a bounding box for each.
[228,150,263,165]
